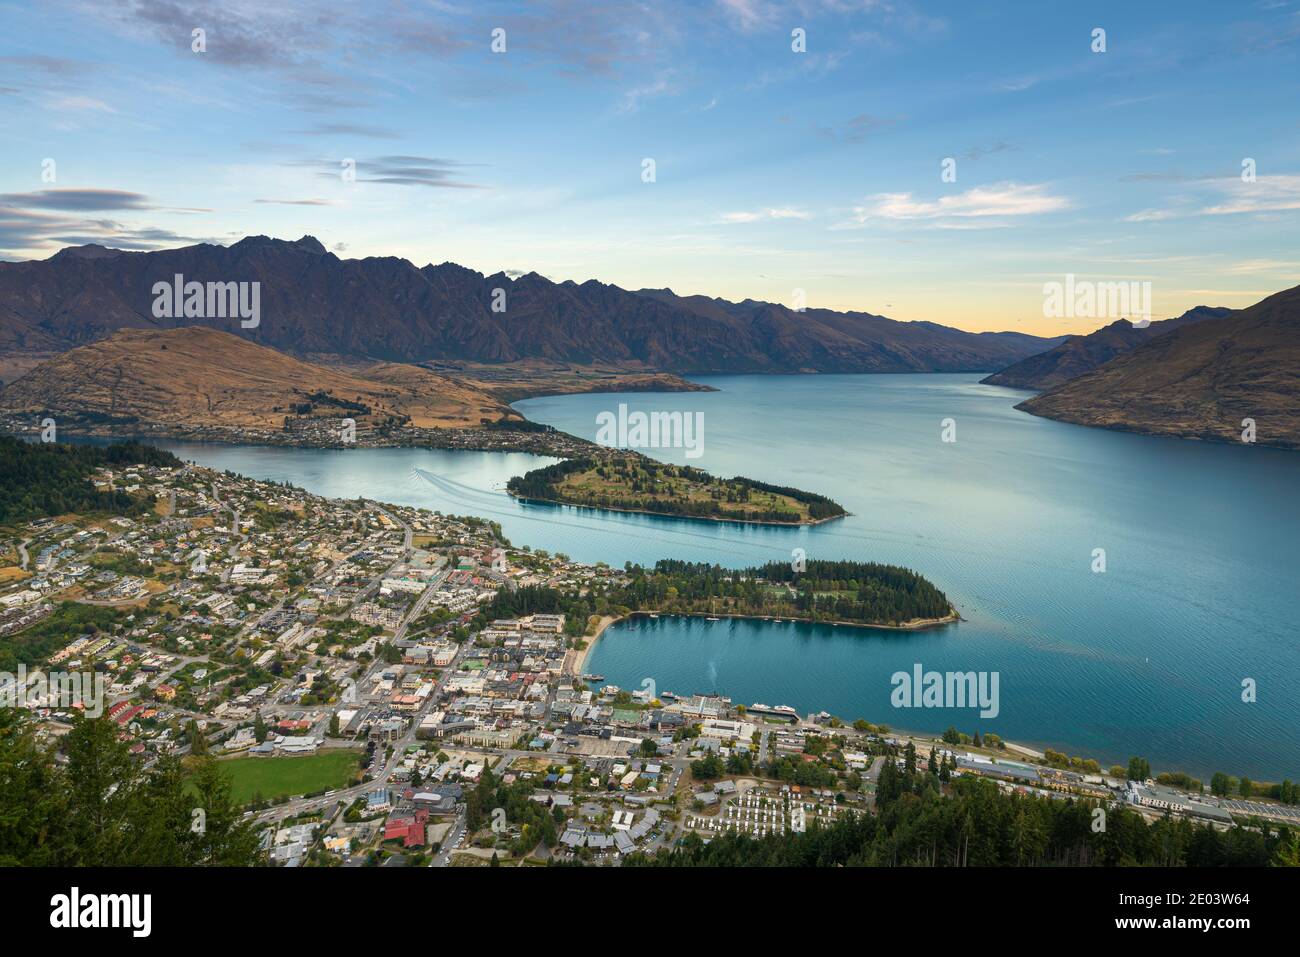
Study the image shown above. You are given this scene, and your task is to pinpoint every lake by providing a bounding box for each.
[155,373,1300,780]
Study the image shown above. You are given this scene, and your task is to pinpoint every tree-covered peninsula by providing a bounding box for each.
[506,455,846,526]
[479,558,956,630]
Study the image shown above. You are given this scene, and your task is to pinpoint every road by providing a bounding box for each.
[430,808,468,867]
[255,529,459,826]
[210,482,246,583]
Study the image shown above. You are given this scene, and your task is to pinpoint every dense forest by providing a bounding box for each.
[478,558,952,630]
[506,456,846,523]
[0,436,180,524]
[615,558,952,625]
[0,712,263,866]
[618,764,1298,868]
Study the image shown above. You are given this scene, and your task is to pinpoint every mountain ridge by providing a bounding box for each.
[981,306,1233,390]
[1017,284,1300,449]
[0,235,1066,375]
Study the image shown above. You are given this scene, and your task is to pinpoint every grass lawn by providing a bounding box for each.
[216,749,364,805]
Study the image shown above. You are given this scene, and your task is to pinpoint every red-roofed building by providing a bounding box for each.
[107,700,135,721]
[384,809,429,848]
[112,704,146,726]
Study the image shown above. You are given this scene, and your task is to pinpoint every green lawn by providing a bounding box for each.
[216,749,363,805]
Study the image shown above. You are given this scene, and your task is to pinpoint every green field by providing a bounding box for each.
[216,749,363,805]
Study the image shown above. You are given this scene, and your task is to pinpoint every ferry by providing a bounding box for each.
[580,673,605,682]
[748,703,800,722]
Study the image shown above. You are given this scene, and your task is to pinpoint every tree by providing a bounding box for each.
[640,738,658,757]
[65,717,143,866]
[0,715,263,866]
[1238,776,1253,798]
[1127,757,1151,781]
[187,753,263,865]
[186,719,208,756]
[1210,772,1232,797]
[254,712,268,744]
[328,712,341,738]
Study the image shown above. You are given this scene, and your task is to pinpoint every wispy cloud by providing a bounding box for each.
[814,113,900,143]
[1123,174,1300,221]
[294,155,486,189]
[1200,175,1300,215]
[847,182,1069,224]
[717,0,777,32]
[46,94,116,113]
[1125,208,1177,223]
[254,198,336,206]
[716,207,812,224]
[0,203,207,257]
[618,73,678,113]
[0,189,152,211]
[296,123,400,140]
[962,141,1018,161]
[1223,258,1300,274]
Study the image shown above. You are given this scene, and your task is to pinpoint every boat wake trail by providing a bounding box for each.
[411,467,776,562]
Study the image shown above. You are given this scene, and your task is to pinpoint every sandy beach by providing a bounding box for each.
[574,614,624,674]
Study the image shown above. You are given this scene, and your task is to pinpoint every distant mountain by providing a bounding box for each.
[0,235,1064,374]
[981,306,1231,390]
[635,288,1067,374]
[0,327,514,432]
[1018,285,1300,448]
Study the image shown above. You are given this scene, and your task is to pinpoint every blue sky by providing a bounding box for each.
[1,0,1297,333]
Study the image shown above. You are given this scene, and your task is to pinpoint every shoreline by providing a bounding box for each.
[573,610,1062,769]
[509,493,848,528]
[575,607,961,675]
[575,614,623,674]
[0,422,596,459]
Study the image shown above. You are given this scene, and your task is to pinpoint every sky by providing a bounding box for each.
[0,0,1297,335]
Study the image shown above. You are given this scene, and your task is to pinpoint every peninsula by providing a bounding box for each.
[506,456,847,526]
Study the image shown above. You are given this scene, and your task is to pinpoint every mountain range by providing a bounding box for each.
[0,235,1064,377]
[2,235,1296,451]
[980,306,1233,390]
[1018,284,1300,448]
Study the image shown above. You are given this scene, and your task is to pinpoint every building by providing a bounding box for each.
[384,809,429,847]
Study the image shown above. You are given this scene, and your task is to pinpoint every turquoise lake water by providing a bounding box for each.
[155,373,1300,780]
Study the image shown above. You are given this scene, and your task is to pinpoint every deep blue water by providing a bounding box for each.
[154,374,1300,780]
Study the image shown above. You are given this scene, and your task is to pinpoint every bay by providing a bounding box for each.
[153,373,1300,779]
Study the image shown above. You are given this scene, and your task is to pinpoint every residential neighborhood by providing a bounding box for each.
[3,456,1296,870]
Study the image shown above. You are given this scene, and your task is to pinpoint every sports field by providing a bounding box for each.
[217,749,363,805]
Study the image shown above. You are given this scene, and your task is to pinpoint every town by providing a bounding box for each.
[1,456,1297,868]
